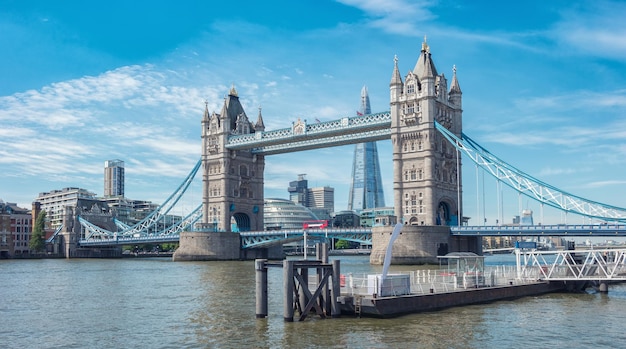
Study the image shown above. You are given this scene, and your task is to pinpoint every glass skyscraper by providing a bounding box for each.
[347,86,385,211]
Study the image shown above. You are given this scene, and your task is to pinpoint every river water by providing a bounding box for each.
[2,255,626,348]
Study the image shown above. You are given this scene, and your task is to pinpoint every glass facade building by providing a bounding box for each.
[348,86,386,211]
[263,198,318,231]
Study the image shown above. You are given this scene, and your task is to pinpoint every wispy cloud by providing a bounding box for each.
[337,0,435,35]
[551,0,626,60]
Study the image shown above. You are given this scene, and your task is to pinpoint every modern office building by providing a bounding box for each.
[307,186,334,213]
[359,207,396,227]
[348,86,386,211]
[104,159,125,197]
[287,174,334,220]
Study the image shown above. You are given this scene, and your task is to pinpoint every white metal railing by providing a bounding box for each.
[515,248,626,281]
[340,265,534,297]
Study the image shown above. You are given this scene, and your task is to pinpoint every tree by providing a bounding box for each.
[29,210,46,252]
[335,239,349,249]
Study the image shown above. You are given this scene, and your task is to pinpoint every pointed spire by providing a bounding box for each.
[229,83,238,97]
[421,35,429,53]
[414,35,438,79]
[449,65,462,94]
[255,106,265,131]
[360,86,371,115]
[390,54,403,86]
[202,100,210,121]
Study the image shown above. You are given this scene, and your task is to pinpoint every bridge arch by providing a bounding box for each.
[232,212,251,232]
[437,199,457,226]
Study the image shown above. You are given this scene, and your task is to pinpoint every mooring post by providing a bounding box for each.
[284,259,295,322]
[255,259,268,319]
[331,259,341,318]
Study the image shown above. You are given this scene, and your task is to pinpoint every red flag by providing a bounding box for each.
[356,110,363,116]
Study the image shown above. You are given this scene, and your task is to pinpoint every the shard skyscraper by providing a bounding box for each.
[347,86,386,211]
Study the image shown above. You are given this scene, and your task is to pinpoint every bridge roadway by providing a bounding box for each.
[78,224,626,248]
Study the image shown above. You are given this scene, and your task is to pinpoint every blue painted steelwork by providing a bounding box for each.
[79,234,181,247]
[434,121,626,222]
[80,160,202,240]
[45,224,63,243]
[239,228,372,248]
[78,222,626,248]
[226,112,391,155]
[113,218,130,230]
[452,224,626,236]
[79,204,202,245]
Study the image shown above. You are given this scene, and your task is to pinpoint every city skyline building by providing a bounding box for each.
[0,201,32,256]
[347,86,386,211]
[263,198,319,231]
[35,187,98,228]
[104,159,125,197]
[287,174,334,220]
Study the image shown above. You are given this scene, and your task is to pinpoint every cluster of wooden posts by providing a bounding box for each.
[255,243,342,321]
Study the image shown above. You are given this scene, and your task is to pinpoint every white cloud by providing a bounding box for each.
[552,1,626,59]
[337,0,435,35]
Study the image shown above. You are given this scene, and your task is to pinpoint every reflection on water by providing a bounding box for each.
[2,255,626,348]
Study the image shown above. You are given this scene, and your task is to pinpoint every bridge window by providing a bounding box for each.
[230,167,235,175]
[404,171,409,181]
[419,200,423,213]
[403,143,407,152]
[239,165,248,176]
[411,142,415,151]
[418,170,423,180]
[234,189,239,197]
[407,84,415,94]
[407,106,414,114]
[410,170,417,180]
[240,188,247,198]
[418,142,422,150]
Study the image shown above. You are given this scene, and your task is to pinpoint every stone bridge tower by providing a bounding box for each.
[201,86,265,232]
[390,38,463,226]
[372,39,478,264]
[173,86,266,261]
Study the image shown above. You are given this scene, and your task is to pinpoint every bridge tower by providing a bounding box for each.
[174,86,266,261]
[372,38,478,264]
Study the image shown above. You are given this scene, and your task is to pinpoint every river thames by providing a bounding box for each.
[2,254,626,348]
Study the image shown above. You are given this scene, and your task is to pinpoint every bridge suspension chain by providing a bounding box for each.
[434,121,626,222]
[79,159,202,239]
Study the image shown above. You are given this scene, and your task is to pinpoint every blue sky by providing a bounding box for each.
[2,0,626,226]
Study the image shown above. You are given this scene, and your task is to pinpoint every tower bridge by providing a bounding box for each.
[67,38,626,263]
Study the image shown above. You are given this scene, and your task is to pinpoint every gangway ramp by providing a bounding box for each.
[515,248,626,282]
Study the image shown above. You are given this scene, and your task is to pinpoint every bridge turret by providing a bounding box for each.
[448,65,462,109]
[414,38,437,98]
[255,106,265,132]
[390,55,403,103]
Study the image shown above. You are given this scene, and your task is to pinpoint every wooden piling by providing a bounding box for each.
[283,260,295,322]
[331,259,341,318]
